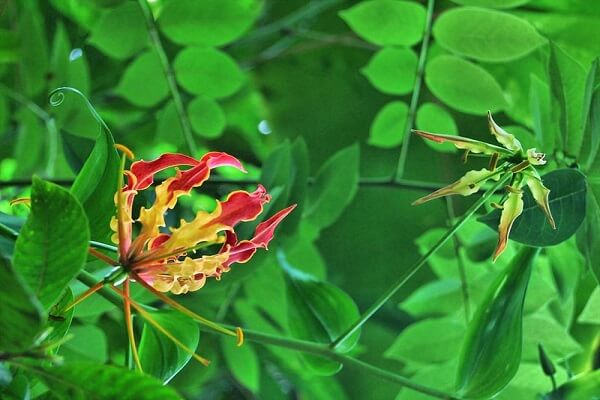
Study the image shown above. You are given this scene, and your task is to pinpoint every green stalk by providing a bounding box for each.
[394,0,436,181]
[0,222,18,240]
[330,175,511,349]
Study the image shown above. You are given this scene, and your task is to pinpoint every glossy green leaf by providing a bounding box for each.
[158,0,263,47]
[368,101,408,148]
[13,178,89,310]
[522,314,582,362]
[580,58,600,170]
[544,370,600,400]
[416,102,458,153]
[29,362,183,400]
[0,257,44,352]
[116,50,169,108]
[434,7,545,63]
[221,338,260,393]
[450,0,530,8]
[479,169,587,247]
[385,318,465,364]
[339,0,426,46]
[138,310,200,384]
[187,96,226,139]
[47,288,74,353]
[60,324,108,362]
[87,2,148,60]
[530,75,555,153]
[174,47,244,99]
[304,143,359,230]
[71,129,120,243]
[425,55,506,115]
[361,47,418,95]
[457,246,538,399]
[577,287,600,324]
[283,257,360,375]
[18,0,48,97]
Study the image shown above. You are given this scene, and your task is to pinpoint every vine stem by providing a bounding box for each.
[393,0,436,181]
[330,174,510,349]
[445,196,471,323]
[73,271,458,399]
[136,0,197,155]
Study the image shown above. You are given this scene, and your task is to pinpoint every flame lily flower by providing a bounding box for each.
[69,146,296,370]
[412,112,555,261]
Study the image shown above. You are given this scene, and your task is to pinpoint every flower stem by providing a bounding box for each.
[393,0,436,181]
[136,0,197,155]
[330,174,511,349]
[0,222,18,240]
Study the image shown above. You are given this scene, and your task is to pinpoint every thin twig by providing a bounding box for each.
[445,197,471,323]
[136,0,197,155]
[394,0,436,181]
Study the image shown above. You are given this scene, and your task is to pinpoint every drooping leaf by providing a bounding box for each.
[158,0,263,47]
[87,2,149,60]
[187,96,226,139]
[339,0,426,46]
[456,246,539,399]
[361,47,418,95]
[0,257,44,353]
[27,362,183,400]
[70,129,120,243]
[282,255,360,375]
[221,337,260,393]
[304,143,359,230]
[174,47,245,99]
[368,101,408,148]
[425,55,506,115]
[116,50,169,108]
[433,7,546,63]
[138,310,200,384]
[479,169,587,247]
[13,178,89,311]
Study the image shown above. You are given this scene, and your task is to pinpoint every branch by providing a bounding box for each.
[136,0,197,155]
[394,0,436,181]
[330,174,510,348]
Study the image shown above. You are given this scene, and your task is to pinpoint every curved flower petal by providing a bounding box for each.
[413,130,510,155]
[413,169,499,205]
[488,112,522,152]
[525,170,555,229]
[493,190,524,261]
[526,148,547,166]
[128,153,199,191]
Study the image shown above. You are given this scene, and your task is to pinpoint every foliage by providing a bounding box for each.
[1,0,599,399]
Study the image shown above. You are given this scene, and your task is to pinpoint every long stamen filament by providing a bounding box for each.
[63,281,105,312]
[114,285,211,367]
[88,248,119,266]
[130,271,241,344]
[133,240,218,267]
[121,280,143,372]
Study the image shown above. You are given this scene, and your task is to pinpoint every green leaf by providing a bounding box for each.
[71,129,120,243]
[27,362,183,400]
[530,75,555,153]
[385,318,466,365]
[0,257,44,352]
[60,324,108,362]
[577,287,600,324]
[522,314,582,362]
[544,370,600,400]
[549,43,587,155]
[282,257,360,375]
[425,55,506,115]
[304,143,359,230]
[13,178,89,311]
[18,0,49,97]
[456,246,538,399]
[187,96,226,139]
[400,279,464,317]
[174,47,245,99]
[138,310,200,384]
[339,0,426,46]
[158,0,263,47]
[47,288,74,353]
[221,338,260,393]
[368,101,408,148]
[361,47,418,95]
[433,7,545,63]
[449,0,530,8]
[580,58,600,170]
[415,102,458,153]
[479,169,587,247]
[116,50,169,108]
[87,2,148,60]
